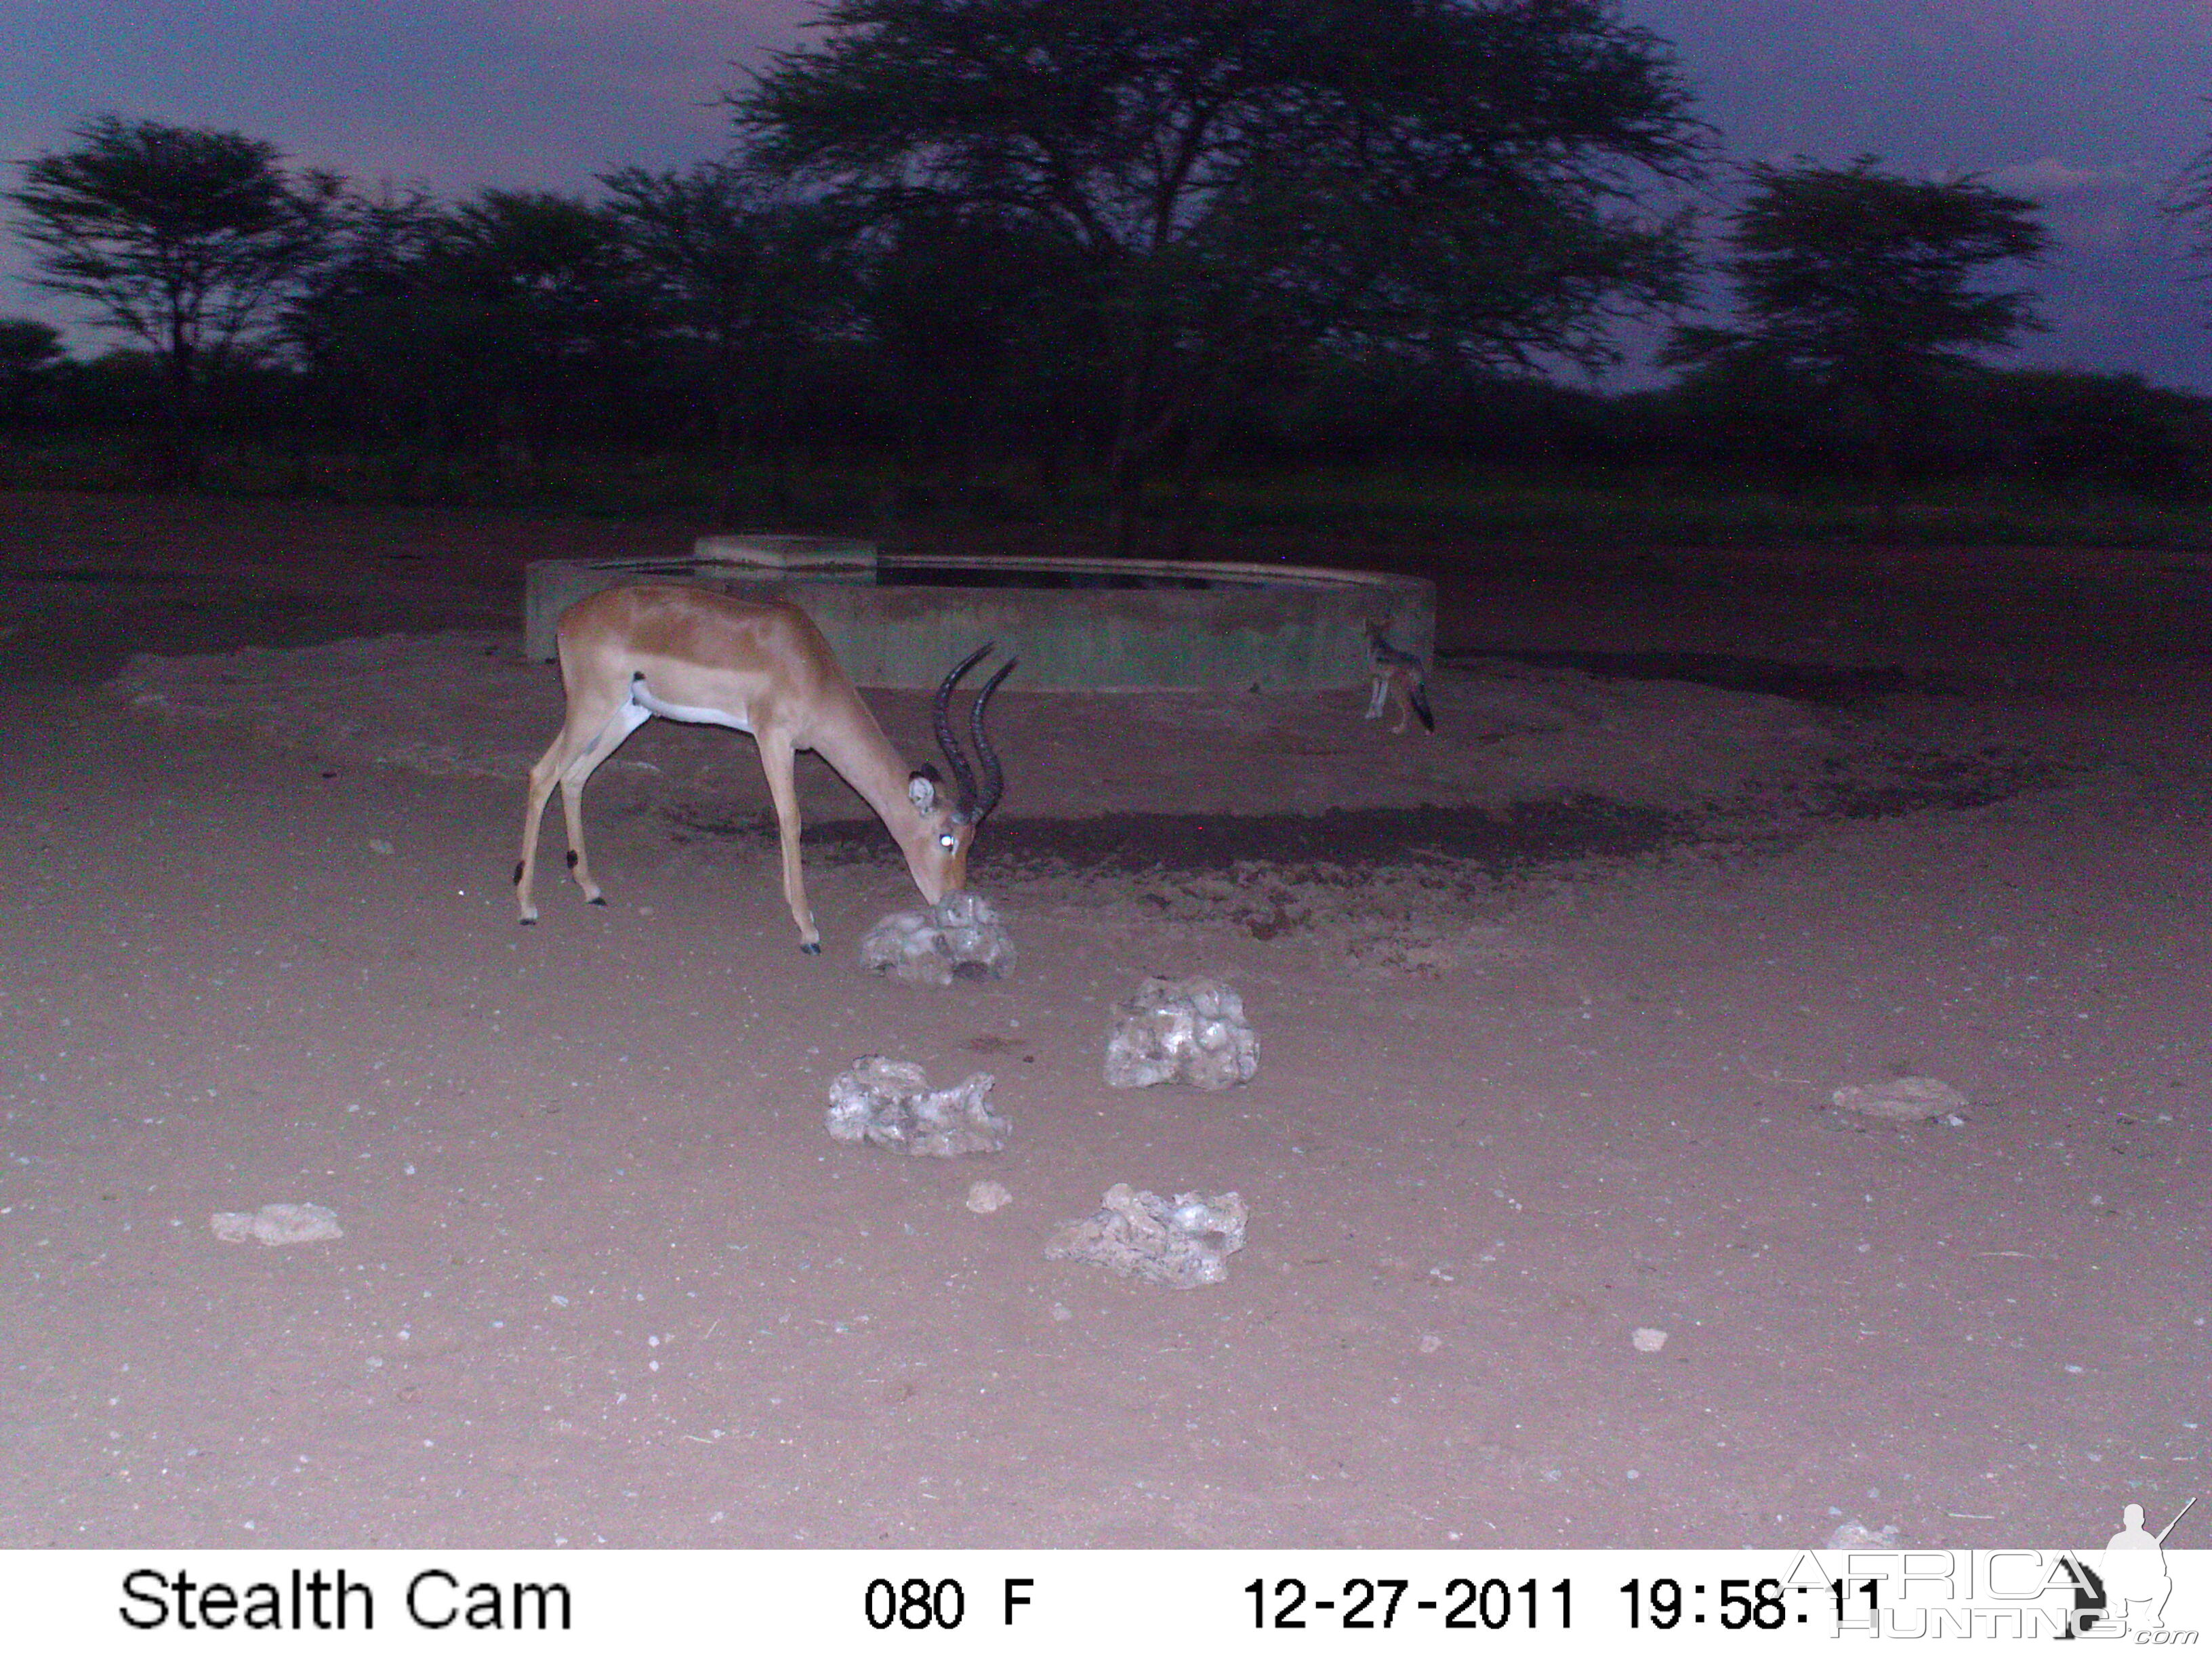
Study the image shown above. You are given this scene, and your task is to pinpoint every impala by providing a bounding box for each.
[515,583,1012,951]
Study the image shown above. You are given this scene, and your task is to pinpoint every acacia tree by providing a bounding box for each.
[1666,157,2050,528]
[602,164,857,501]
[856,202,1101,488]
[0,319,66,427]
[438,190,646,471]
[2169,117,2212,264]
[285,185,453,455]
[726,0,1703,541]
[293,188,644,475]
[7,115,340,475]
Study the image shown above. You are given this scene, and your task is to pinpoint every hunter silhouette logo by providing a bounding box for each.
[2064,1496,2197,1639]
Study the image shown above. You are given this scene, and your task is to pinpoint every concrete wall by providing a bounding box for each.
[524,544,1433,692]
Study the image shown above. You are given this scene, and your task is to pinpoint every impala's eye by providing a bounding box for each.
[938,834,957,851]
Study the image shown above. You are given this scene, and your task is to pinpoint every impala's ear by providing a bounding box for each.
[907,771,938,812]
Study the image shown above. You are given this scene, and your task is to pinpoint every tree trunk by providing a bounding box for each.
[709,333,747,527]
[1107,449,1146,556]
[158,323,203,489]
[1105,343,1164,556]
[494,394,535,486]
[1167,396,1232,556]
[1870,392,1903,543]
[710,393,741,527]
[1856,371,1910,543]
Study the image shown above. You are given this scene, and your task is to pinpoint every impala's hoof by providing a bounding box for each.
[801,941,821,955]
[589,896,607,907]
[518,916,536,926]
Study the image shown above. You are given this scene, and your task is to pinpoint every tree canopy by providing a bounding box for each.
[27,17,2200,518]
[602,166,858,458]
[1668,158,2049,379]
[728,0,1706,528]
[2165,127,2212,311]
[0,317,66,424]
[1665,157,2049,519]
[6,115,340,470]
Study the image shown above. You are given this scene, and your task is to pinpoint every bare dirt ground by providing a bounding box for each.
[0,489,2205,1549]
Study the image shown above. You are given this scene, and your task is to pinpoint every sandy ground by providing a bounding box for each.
[0,490,2205,1550]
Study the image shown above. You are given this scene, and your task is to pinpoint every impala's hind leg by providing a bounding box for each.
[517,741,573,924]
[516,690,647,922]
[559,700,649,905]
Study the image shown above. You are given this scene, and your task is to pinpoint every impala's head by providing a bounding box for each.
[903,643,1015,904]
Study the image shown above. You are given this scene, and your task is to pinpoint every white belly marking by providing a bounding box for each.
[632,681,753,733]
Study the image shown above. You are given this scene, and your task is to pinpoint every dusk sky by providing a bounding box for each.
[4,0,2208,388]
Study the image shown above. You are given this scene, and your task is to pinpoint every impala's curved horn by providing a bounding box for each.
[933,642,992,817]
[969,655,1017,822]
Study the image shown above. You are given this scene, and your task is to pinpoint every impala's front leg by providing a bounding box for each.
[758,733,820,952]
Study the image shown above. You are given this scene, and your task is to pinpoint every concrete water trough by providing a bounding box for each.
[523,535,1433,692]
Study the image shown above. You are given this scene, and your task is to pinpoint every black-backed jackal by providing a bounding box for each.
[1364,621,1435,734]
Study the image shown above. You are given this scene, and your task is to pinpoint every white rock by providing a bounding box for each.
[1104,975,1258,1090]
[965,1180,1012,1214]
[1832,1076,1968,1123]
[860,893,1017,985]
[1631,1326,1669,1353]
[1826,1519,1901,1548]
[825,1057,1008,1156]
[1046,1183,1247,1289]
[210,1202,343,1246]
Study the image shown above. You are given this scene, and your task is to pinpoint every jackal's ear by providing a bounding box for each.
[908,770,939,812]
